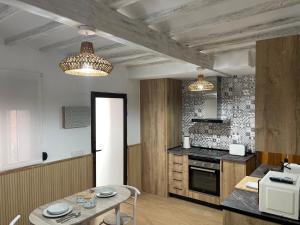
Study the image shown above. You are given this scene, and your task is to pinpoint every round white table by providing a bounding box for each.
[29,185,131,225]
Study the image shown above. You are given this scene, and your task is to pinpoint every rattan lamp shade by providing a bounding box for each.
[59,41,113,76]
[188,75,214,91]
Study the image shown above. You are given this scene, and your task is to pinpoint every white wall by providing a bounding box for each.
[0,43,140,162]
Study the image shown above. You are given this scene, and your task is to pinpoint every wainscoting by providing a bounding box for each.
[0,154,93,225]
[257,151,300,166]
[127,144,142,191]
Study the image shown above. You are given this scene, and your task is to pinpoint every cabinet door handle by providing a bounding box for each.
[190,167,215,173]
[221,161,223,172]
[174,187,183,191]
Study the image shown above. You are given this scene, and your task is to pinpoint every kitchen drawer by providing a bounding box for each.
[172,155,183,164]
[172,163,183,172]
[172,188,184,196]
[168,153,188,197]
[172,171,183,181]
[172,180,183,190]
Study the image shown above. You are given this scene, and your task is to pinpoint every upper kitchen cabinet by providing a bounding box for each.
[256,35,300,155]
[141,79,182,197]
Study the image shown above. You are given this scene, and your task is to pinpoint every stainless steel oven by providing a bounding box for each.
[189,156,220,196]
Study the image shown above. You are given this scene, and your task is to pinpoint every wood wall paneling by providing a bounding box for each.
[256,35,300,155]
[257,151,300,166]
[127,144,142,191]
[0,155,93,225]
[141,79,182,197]
[246,157,257,175]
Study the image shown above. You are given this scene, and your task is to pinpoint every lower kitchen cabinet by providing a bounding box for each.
[220,157,256,202]
[168,153,220,205]
[223,210,280,225]
[168,153,188,196]
[168,152,256,205]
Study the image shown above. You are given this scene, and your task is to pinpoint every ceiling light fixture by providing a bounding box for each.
[188,69,214,91]
[59,25,113,77]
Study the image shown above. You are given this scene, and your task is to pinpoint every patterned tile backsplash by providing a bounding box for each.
[182,74,255,152]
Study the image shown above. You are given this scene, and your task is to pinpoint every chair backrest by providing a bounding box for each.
[122,185,140,225]
[124,185,141,198]
[9,215,21,225]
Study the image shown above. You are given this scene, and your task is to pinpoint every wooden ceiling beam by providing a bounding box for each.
[114,54,157,65]
[110,53,153,63]
[5,21,62,45]
[169,0,300,36]
[104,49,146,59]
[105,0,141,10]
[118,56,169,66]
[39,35,97,52]
[0,0,214,69]
[202,43,255,54]
[0,4,18,22]
[141,0,223,24]
[127,59,173,68]
[94,43,125,52]
[66,43,126,56]
[185,16,300,47]
[197,25,300,50]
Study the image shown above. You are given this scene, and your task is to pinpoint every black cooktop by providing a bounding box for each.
[187,147,228,161]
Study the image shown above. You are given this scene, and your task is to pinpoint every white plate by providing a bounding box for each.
[96,192,117,198]
[101,191,113,195]
[47,203,69,215]
[43,206,73,218]
[96,187,116,195]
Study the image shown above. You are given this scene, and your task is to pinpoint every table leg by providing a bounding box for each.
[115,204,121,225]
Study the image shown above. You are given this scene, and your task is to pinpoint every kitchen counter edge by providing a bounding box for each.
[168,146,256,163]
[221,164,299,225]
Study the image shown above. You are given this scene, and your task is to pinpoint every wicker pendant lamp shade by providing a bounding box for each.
[188,74,214,91]
[59,41,113,76]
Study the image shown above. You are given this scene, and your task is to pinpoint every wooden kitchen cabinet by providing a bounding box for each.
[256,35,300,155]
[168,154,188,196]
[220,157,256,202]
[168,152,220,205]
[141,79,182,197]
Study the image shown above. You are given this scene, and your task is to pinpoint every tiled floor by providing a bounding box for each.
[90,193,223,225]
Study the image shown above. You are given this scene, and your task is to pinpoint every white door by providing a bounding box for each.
[94,95,126,186]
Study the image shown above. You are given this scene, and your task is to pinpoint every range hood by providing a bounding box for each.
[191,118,224,123]
[191,77,226,123]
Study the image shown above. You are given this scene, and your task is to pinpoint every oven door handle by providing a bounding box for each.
[190,167,215,173]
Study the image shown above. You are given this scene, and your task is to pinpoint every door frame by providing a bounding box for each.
[91,92,127,186]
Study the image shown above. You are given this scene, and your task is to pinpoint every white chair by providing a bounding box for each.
[9,215,21,225]
[100,185,140,225]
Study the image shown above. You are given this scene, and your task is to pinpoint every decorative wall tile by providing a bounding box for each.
[182,75,255,152]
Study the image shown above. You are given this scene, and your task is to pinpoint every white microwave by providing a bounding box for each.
[259,171,300,220]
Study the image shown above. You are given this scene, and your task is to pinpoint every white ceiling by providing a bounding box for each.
[0,0,299,79]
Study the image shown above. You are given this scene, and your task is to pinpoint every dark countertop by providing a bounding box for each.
[168,146,190,155]
[221,153,255,162]
[222,164,300,225]
[168,146,256,163]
